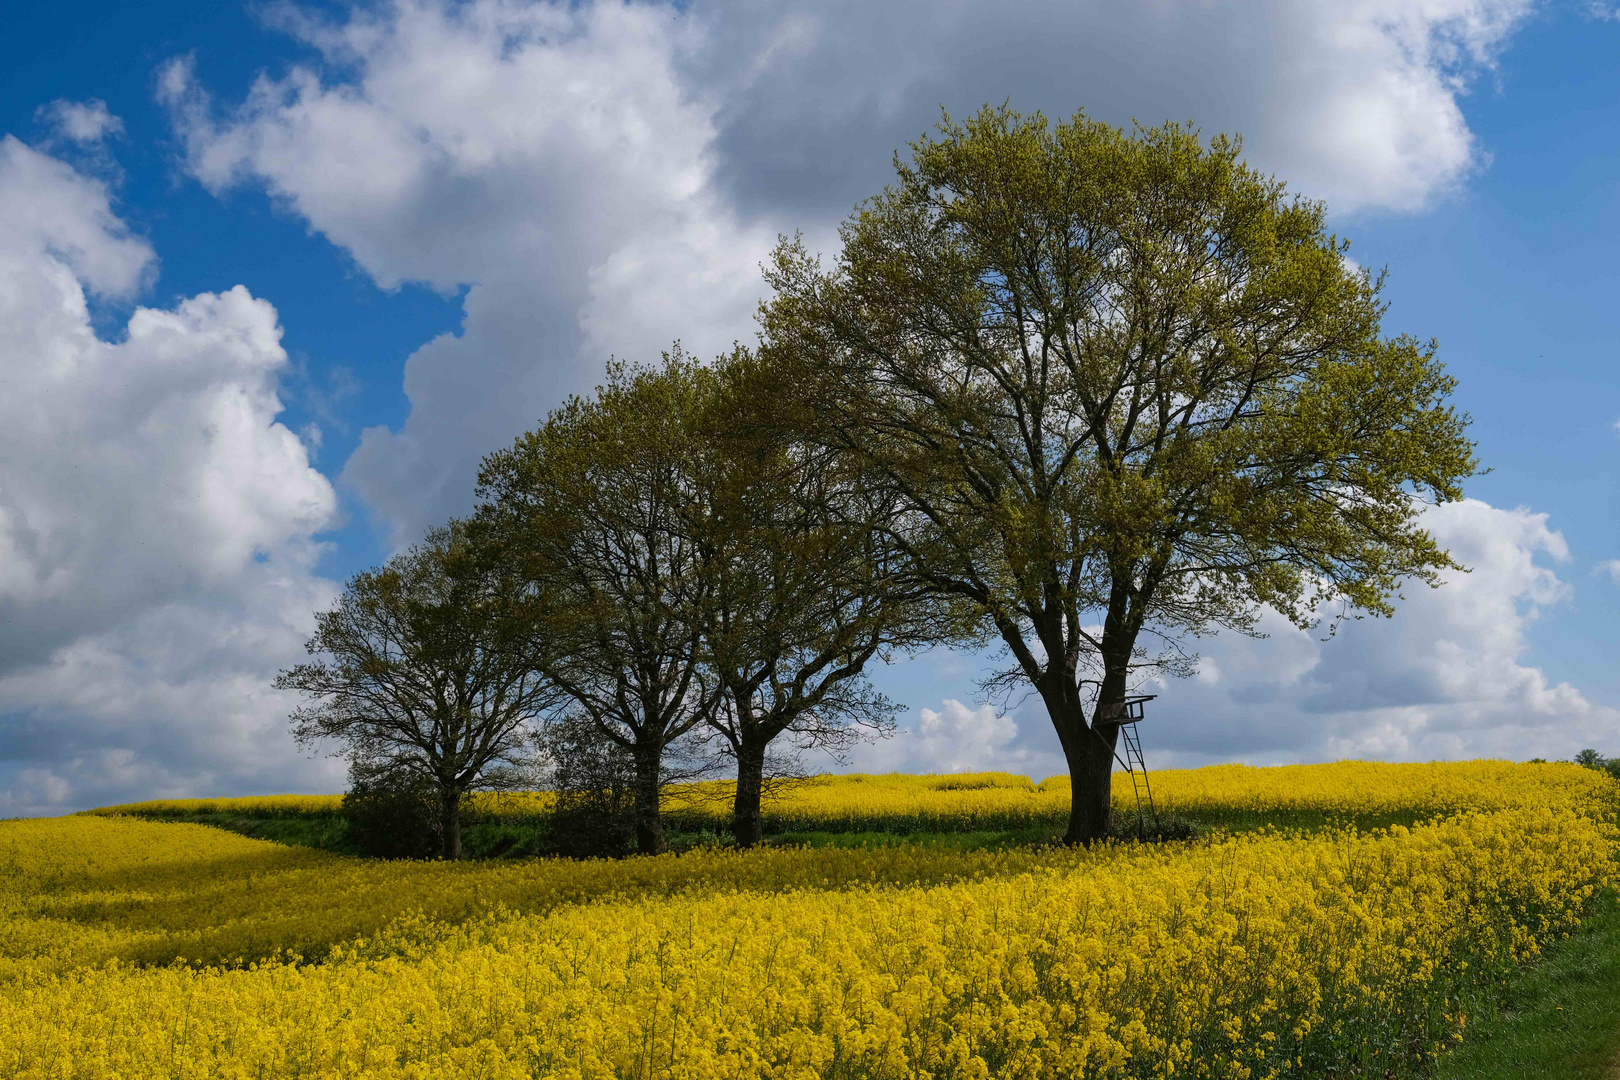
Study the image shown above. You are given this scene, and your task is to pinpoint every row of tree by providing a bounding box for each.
[278,106,1477,859]
[282,350,937,858]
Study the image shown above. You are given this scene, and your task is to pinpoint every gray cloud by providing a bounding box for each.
[163,0,1532,547]
[690,0,1536,220]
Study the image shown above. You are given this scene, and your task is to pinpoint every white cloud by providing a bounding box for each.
[160,3,776,546]
[855,500,1618,778]
[857,698,1066,778]
[0,138,343,815]
[1598,559,1620,584]
[693,0,1533,220]
[1143,499,1617,765]
[36,99,124,144]
[162,0,1533,547]
[0,136,149,300]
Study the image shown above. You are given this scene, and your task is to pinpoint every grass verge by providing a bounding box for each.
[1438,890,1620,1080]
[159,813,359,852]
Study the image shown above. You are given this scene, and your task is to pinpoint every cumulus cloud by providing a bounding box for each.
[1598,559,1620,584]
[0,138,343,815]
[692,0,1533,222]
[1138,499,1615,765]
[0,136,149,299]
[854,698,1066,779]
[160,3,776,546]
[36,99,124,144]
[854,499,1617,777]
[161,0,1533,547]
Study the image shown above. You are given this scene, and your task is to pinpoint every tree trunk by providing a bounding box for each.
[440,791,462,861]
[732,737,767,848]
[1063,726,1117,845]
[1056,581,1140,845]
[632,747,669,855]
[1038,670,1120,847]
[1046,686,1117,846]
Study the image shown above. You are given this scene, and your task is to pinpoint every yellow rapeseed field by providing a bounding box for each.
[12,761,1613,1079]
[85,792,350,817]
[89,759,1616,833]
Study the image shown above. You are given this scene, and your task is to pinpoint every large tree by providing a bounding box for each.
[761,107,1478,844]
[476,356,721,855]
[695,350,935,846]
[278,522,553,859]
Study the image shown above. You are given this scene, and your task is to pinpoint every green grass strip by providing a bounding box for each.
[1439,891,1620,1080]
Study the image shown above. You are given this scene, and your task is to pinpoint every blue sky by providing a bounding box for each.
[1,0,1616,812]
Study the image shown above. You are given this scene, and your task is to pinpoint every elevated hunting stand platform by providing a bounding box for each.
[1099,694,1158,837]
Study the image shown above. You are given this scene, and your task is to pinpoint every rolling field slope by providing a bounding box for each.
[3,762,1614,1079]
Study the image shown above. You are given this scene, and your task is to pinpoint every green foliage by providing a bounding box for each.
[277,521,554,859]
[695,349,942,846]
[1572,748,1620,781]
[539,714,639,859]
[761,104,1479,842]
[341,767,443,860]
[476,354,721,855]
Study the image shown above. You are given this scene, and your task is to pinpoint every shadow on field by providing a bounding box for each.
[134,804,1448,862]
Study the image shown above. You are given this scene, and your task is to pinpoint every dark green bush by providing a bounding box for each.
[539,716,639,859]
[341,767,443,859]
[1107,810,1203,843]
[1573,749,1620,782]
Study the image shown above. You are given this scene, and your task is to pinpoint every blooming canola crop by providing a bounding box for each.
[89,759,1613,833]
[7,761,1616,1079]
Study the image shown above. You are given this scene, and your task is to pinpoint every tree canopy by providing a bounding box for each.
[476,349,931,850]
[278,103,1481,855]
[694,350,939,845]
[476,355,722,854]
[760,106,1478,843]
[277,521,553,859]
